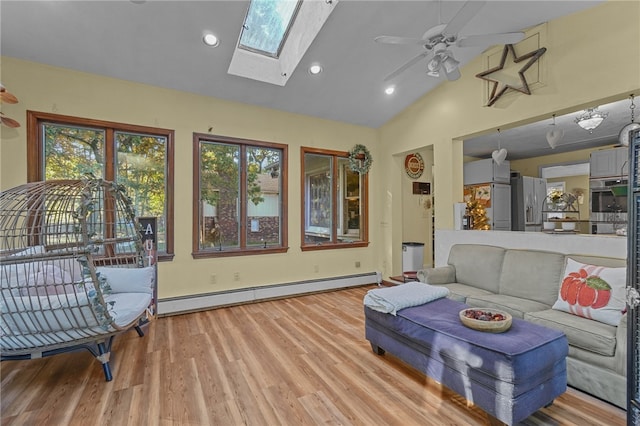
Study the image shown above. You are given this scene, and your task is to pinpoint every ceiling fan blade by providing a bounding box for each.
[374,35,426,46]
[444,67,461,81]
[457,32,525,48]
[0,113,20,128]
[442,0,486,36]
[383,51,431,82]
[0,91,18,104]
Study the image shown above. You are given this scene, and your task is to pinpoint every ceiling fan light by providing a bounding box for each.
[427,70,440,78]
[575,107,608,133]
[427,56,441,72]
[442,56,459,74]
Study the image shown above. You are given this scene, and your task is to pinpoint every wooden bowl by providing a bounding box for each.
[459,308,512,333]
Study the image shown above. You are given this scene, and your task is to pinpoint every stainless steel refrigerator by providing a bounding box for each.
[511,175,547,232]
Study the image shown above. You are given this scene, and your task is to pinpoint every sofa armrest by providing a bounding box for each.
[417,265,455,285]
[614,313,627,375]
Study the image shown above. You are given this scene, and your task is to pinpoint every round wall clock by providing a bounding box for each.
[404,153,424,179]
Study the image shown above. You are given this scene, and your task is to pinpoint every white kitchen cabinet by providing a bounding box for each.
[590,147,629,178]
[464,183,511,231]
[489,183,512,230]
[463,158,511,185]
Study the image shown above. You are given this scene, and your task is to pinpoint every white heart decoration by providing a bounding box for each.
[492,148,507,165]
[546,128,564,149]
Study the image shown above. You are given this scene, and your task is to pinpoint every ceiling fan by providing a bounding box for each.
[375,0,525,82]
[0,84,20,128]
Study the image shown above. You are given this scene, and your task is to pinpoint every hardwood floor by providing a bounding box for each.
[1,285,627,425]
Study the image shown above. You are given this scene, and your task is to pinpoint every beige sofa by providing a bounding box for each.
[417,244,627,408]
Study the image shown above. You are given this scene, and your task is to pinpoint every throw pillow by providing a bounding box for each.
[23,265,80,296]
[552,258,627,326]
[2,246,47,291]
[9,245,45,257]
[96,266,155,294]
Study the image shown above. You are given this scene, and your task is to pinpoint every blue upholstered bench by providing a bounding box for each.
[365,298,568,425]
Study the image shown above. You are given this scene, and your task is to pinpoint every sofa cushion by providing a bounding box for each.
[447,244,505,293]
[568,255,626,269]
[466,294,550,319]
[498,249,565,306]
[551,258,627,326]
[438,283,495,303]
[525,309,617,357]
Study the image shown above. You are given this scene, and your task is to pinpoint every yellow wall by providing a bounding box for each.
[378,1,640,274]
[1,1,639,291]
[0,57,381,299]
[400,147,434,268]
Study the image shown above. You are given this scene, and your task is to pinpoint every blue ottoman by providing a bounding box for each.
[365,298,568,425]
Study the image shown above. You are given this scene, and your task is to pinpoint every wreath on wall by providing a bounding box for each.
[348,144,373,174]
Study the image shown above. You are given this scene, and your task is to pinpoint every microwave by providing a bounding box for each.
[589,178,628,224]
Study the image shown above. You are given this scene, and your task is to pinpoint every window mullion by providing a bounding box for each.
[239,145,247,249]
[104,128,116,257]
[331,155,340,244]
[105,128,115,181]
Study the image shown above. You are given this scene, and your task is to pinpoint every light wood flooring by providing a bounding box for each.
[1,285,627,425]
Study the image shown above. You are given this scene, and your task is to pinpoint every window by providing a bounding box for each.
[239,0,301,57]
[193,133,288,258]
[546,182,566,219]
[27,111,175,261]
[301,147,368,250]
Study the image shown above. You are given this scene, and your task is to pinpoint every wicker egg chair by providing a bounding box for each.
[0,176,155,381]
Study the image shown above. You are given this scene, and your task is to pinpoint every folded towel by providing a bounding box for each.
[363,282,449,315]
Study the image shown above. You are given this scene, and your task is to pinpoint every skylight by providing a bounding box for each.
[239,0,301,58]
[228,0,337,86]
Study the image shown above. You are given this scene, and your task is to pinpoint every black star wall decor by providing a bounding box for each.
[476,44,547,107]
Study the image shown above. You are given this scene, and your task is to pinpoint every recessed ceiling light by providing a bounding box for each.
[309,64,323,75]
[203,33,220,47]
[384,86,395,95]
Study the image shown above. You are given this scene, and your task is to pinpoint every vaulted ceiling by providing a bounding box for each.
[2,0,614,158]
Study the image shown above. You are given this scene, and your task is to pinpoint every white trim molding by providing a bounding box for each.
[158,272,376,316]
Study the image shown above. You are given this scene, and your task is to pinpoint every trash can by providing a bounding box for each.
[402,242,425,272]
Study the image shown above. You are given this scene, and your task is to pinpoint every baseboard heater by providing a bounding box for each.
[157,272,377,316]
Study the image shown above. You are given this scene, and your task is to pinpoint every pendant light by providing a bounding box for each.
[575,107,608,133]
[618,94,639,147]
[492,129,507,165]
[545,114,564,149]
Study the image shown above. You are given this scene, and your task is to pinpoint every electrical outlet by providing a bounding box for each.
[233,272,240,281]
[210,274,217,285]
[313,265,319,273]
[355,261,361,268]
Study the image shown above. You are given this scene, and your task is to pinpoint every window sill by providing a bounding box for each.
[157,252,175,262]
[192,246,289,259]
[301,241,369,251]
